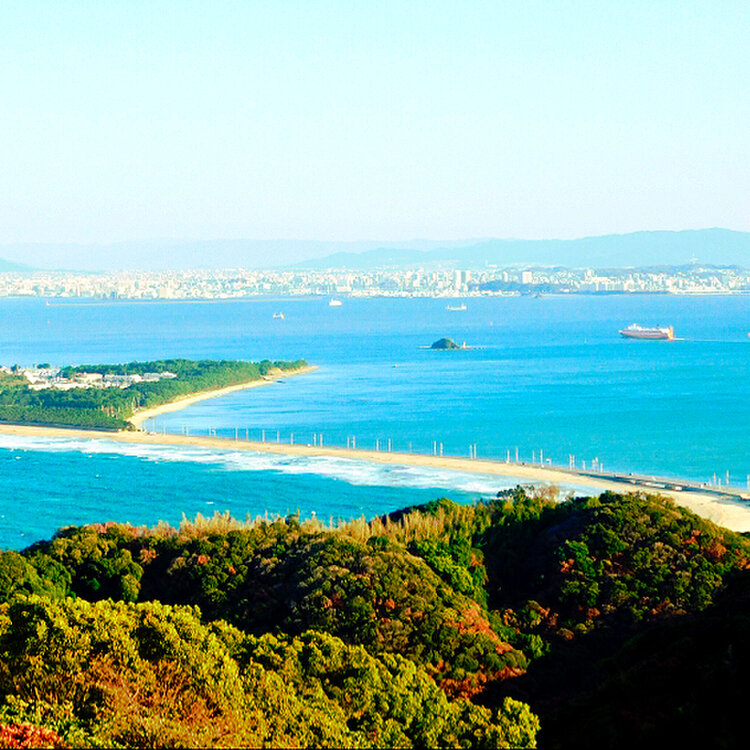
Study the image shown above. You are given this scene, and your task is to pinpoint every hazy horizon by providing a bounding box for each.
[3,1,748,263]
[2,227,750,272]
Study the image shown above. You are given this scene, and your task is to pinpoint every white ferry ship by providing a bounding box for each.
[619,324,675,340]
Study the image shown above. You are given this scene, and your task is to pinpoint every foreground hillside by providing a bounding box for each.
[1,489,748,748]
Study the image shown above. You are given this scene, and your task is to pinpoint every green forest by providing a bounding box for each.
[0,359,307,430]
[1,489,748,748]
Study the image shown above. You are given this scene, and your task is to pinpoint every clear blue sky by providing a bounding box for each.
[2,0,748,251]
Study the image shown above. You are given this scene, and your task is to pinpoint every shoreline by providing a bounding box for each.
[0,422,749,532]
[128,365,318,427]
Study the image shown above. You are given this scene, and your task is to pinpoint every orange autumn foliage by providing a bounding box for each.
[0,724,66,750]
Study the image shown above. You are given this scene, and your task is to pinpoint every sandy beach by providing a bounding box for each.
[128,365,318,427]
[1,419,749,532]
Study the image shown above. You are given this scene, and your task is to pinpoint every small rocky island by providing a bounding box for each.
[430,337,463,350]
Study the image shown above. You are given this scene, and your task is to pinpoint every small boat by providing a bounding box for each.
[272,312,285,319]
[446,303,467,311]
[329,298,343,307]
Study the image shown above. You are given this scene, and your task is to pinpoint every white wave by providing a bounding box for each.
[0,434,544,495]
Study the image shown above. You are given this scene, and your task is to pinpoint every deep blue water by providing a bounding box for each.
[1,294,749,548]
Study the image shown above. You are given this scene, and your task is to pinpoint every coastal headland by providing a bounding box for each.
[0,409,748,532]
[0,358,311,431]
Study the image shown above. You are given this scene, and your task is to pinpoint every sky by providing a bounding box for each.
[1,0,749,265]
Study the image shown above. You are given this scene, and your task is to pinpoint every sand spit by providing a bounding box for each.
[0,420,749,532]
[128,365,318,427]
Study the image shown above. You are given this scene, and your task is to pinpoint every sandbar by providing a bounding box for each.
[0,420,749,532]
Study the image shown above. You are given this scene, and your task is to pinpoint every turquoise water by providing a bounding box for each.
[1,294,749,548]
[0,437,497,549]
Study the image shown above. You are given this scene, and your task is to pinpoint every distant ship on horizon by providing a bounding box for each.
[328,298,343,307]
[619,324,675,340]
[272,312,285,319]
[446,303,467,311]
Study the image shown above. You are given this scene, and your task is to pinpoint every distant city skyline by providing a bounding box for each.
[2,260,749,301]
[3,1,749,265]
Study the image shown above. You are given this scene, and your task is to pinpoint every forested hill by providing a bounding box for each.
[0,358,307,430]
[1,489,749,747]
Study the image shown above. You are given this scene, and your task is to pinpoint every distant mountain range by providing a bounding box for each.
[0,239,471,272]
[293,229,750,270]
[1,229,750,271]
[0,258,33,272]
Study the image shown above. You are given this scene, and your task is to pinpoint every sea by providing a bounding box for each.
[1,293,749,549]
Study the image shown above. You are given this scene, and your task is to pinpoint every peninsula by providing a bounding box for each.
[0,358,311,430]
[1,357,748,532]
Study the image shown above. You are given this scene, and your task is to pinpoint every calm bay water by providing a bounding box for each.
[1,294,749,548]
